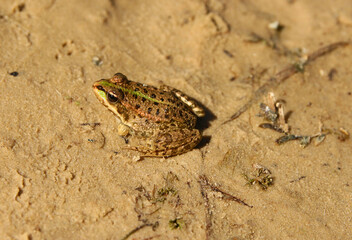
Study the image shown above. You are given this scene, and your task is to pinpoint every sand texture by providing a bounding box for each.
[0,0,351,239]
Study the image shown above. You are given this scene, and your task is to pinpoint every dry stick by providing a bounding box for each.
[199,175,253,239]
[120,222,158,240]
[223,41,350,124]
[200,175,253,208]
[199,177,213,240]
[199,175,253,240]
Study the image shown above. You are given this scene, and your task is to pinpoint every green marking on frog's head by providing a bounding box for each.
[98,80,169,105]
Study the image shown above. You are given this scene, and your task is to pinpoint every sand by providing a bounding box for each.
[0,0,351,239]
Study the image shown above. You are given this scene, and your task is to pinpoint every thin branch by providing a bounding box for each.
[200,175,253,208]
[223,41,349,124]
[120,222,159,240]
[199,175,213,240]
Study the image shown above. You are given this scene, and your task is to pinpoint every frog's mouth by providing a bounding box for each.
[92,83,108,103]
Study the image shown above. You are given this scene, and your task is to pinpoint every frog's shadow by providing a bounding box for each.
[195,101,216,148]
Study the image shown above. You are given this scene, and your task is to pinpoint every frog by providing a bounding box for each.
[92,73,205,157]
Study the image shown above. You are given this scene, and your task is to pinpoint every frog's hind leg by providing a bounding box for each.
[128,128,202,157]
[159,85,205,117]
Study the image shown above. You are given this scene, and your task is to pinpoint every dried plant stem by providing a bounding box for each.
[223,41,349,124]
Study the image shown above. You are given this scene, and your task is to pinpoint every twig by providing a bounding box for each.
[199,175,253,208]
[289,176,306,183]
[120,222,158,240]
[223,41,349,124]
[199,175,213,240]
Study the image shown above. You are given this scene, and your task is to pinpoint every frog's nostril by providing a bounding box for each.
[96,86,104,91]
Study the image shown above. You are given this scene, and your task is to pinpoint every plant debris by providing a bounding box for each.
[169,218,184,230]
[328,68,337,80]
[335,127,350,141]
[133,171,181,229]
[258,92,349,147]
[199,175,253,208]
[120,221,159,240]
[80,122,101,127]
[268,21,285,32]
[223,41,349,124]
[9,71,19,77]
[258,92,289,134]
[223,49,234,58]
[155,187,177,203]
[244,32,266,43]
[289,176,306,183]
[135,172,179,205]
[243,163,274,190]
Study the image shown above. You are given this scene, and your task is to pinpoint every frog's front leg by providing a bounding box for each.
[129,128,202,157]
[117,123,130,136]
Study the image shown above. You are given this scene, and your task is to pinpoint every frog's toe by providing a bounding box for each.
[117,123,130,136]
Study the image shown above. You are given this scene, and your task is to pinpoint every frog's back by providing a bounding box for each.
[120,80,197,127]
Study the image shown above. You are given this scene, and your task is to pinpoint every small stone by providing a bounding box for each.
[92,56,103,66]
[9,71,19,77]
[338,14,352,26]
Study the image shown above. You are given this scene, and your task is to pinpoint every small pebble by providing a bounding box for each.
[9,71,19,77]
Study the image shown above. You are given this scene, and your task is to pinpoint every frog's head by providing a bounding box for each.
[92,73,128,117]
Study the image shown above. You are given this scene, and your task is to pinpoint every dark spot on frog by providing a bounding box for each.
[153,102,159,105]
[144,89,148,93]
[160,98,164,101]
[165,115,169,119]
[156,109,160,115]
[135,88,139,92]
[142,98,146,102]
[179,111,183,117]
[151,94,156,98]
[148,107,152,113]
[157,133,172,144]
[135,104,140,109]
[133,95,137,99]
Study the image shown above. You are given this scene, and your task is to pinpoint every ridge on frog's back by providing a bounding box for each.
[92,73,205,157]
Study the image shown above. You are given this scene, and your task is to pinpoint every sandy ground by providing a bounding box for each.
[0,0,352,239]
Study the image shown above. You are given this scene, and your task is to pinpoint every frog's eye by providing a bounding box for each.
[107,92,118,103]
